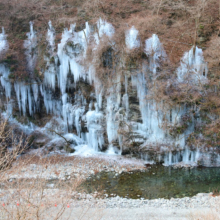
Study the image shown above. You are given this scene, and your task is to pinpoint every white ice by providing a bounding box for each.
[0,27,9,54]
[24,22,37,73]
[177,46,208,84]
[125,26,140,49]
[145,34,166,74]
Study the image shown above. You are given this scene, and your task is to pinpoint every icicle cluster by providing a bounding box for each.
[0,20,210,163]
[177,46,208,84]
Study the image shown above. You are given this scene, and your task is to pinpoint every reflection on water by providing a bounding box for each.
[82,166,220,199]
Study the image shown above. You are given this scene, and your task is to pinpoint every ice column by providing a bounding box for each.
[13,81,39,116]
[86,103,104,151]
[106,74,123,153]
[94,19,123,152]
[0,28,13,114]
[24,22,37,73]
[0,27,9,54]
[0,27,10,98]
[95,18,115,44]
[130,35,169,145]
[47,21,55,52]
[145,34,166,75]
[177,46,208,84]
[125,26,140,49]
[44,21,56,90]
[163,147,201,166]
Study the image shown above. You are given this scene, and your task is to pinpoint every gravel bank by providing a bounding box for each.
[0,190,219,220]
[2,154,220,219]
[4,154,146,180]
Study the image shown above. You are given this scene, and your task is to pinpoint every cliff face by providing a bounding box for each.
[0,0,220,166]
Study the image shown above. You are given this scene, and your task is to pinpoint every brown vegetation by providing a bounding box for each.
[0,0,220,148]
[0,117,88,219]
[0,117,28,172]
[0,0,219,68]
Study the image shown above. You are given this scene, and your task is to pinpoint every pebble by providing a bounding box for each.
[4,157,218,210]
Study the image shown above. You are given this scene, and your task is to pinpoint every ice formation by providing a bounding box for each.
[163,147,200,166]
[0,28,10,98]
[0,19,213,165]
[130,35,174,147]
[24,22,37,73]
[177,46,208,84]
[0,65,11,99]
[85,103,104,151]
[95,18,115,44]
[140,147,201,166]
[0,28,12,114]
[47,21,55,52]
[0,27,9,54]
[145,34,166,74]
[14,81,39,116]
[125,26,140,49]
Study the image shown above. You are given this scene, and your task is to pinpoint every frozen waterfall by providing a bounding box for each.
[0,19,212,163]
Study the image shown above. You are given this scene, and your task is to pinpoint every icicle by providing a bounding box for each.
[125,26,140,49]
[145,34,166,74]
[95,18,115,44]
[0,27,9,54]
[13,81,39,116]
[124,75,128,94]
[27,86,32,116]
[57,27,70,94]
[122,94,129,115]
[86,102,104,151]
[57,22,90,94]
[44,21,57,90]
[24,22,37,73]
[47,21,55,51]
[44,67,56,90]
[177,46,208,84]
[20,83,28,115]
[41,86,62,116]
[0,65,11,98]
[31,82,38,103]
[89,19,115,113]
[106,87,122,146]
[0,28,11,99]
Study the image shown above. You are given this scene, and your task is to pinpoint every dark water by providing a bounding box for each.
[81,166,220,199]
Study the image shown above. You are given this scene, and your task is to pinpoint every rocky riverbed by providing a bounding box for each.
[1,154,220,219]
[0,188,219,220]
[3,154,146,181]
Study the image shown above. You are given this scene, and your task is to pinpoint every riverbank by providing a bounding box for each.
[3,154,146,181]
[0,189,219,220]
[1,154,220,219]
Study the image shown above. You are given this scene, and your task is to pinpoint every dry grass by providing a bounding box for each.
[0,117,89,219]
[0,153,91,220]
[0,117,28,173]
[0,171,89,219]
[0,0,219,79]
[189,196,220,220]
[190,212,220,220]
[1,0,219,66]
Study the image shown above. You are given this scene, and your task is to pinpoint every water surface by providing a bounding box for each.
[82,165,220,199]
